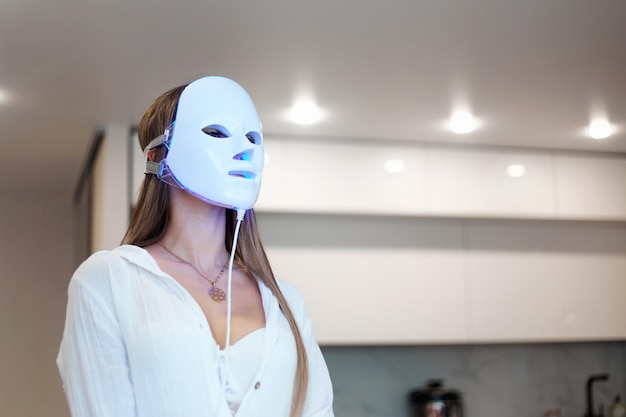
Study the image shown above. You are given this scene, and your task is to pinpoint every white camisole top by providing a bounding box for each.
[218,328,265,415]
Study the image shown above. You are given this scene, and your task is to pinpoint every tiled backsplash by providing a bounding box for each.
[322,342,626,417]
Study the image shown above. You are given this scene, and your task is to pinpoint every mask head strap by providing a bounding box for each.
[143,123,184,189]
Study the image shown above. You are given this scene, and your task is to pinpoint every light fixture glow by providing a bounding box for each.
[287,101,322,125]
[0,90,7,104]
[448,111,478,134]
[506,164,526,178]
[587,120,614,139]
[384,158,405,173]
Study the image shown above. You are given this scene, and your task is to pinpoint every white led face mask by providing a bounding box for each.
[145,76,264,210]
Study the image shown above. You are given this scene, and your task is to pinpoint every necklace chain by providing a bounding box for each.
[157,242,228,302]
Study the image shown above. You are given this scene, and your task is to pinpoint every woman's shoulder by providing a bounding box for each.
[276,279,302,300]
[70,245,145,289]
[275,279,309,314]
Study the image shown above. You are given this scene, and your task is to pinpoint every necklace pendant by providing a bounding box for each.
[208,286,226,302]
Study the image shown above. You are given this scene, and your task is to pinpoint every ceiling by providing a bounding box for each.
[1,0,625,196]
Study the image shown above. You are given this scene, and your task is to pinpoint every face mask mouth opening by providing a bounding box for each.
[228,170,257,180]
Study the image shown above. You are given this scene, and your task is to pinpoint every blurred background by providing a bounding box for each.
[1,1,625,416]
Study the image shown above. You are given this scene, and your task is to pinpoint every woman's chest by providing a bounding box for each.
[111,272,297,416]
[173,270,267,348]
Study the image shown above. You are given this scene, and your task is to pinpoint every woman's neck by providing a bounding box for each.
[158,187,229,269]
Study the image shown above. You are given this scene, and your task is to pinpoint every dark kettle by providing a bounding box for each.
[407,380,464,417]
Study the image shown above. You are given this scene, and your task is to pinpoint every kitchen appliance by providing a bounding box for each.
[586,374,610,417]
[407,380,464,417]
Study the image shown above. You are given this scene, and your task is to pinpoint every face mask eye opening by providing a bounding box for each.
[201,125,230,138]
[246,131,262,145]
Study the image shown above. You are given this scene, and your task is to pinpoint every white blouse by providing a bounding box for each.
[57,245,334,417]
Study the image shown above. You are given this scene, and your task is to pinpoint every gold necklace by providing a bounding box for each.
[158,243,228,302]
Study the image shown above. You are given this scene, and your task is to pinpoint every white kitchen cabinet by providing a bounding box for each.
[258,138,427,216]
[467,220,626,342]
[260,215,469,345]
[270,247,470,344]
[425,147,556,218]
[130,134,626,221]
[260,212,626,345]
[554,154,626,221]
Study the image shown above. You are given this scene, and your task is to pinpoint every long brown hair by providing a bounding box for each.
[122,84,309,416]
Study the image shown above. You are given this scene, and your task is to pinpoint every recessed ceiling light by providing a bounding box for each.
[587,119,614,139]
[384,158,405,173]
[448,111,479,134]
[0,90,7,103]
[287,100,323,125]
[506,164,526,178]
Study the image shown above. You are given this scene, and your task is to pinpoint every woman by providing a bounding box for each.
[57,76,335,417]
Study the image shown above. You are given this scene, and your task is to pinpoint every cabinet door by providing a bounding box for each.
[260,215,470,344]
[425,147,556,219]
[555,154,626,220]
[467,220,626,341]
[255,139,291,211]
[283,139,426,216]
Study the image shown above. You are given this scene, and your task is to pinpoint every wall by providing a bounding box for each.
[0,193,74,417]
[92,124,131,252]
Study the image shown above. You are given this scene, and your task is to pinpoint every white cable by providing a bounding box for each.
[217,208,246,413]
[225,209,245,364]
